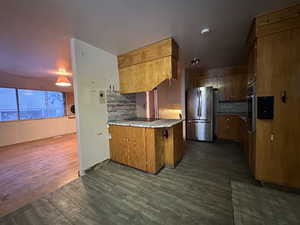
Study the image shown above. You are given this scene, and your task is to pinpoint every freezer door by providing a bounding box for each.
[187,87,213,120]
[187,88,200,119]
[186,120,213,142]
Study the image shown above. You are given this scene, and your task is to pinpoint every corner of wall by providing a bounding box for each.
[71,38,119,172]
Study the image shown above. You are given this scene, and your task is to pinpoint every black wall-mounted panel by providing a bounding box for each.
[257,96,274,119]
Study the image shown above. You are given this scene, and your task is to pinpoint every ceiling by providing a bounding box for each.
[0,0,297,79]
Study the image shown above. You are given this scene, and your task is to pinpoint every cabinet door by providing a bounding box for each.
[109,125,128,165]
[231,74,247,100]
[218,75,247,101]
[196,77,218,88]
[217,115,240,141]
[248,131,256,176]
[173,122,184,165]
[217,76,229,101]
[147,128,165,173]
[163,122,184,168]
[119,56,174,93]
[256,29,293,186]
[127,127,147,171]
[247,43,257,85]
[284,28,300,187]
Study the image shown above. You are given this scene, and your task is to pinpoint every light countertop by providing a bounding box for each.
[108,119,183,128]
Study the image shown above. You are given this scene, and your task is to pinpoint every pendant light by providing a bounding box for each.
[56,76,72,86]
[55,68,72,87]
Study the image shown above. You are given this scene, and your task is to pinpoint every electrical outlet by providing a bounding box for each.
[99,90,106,104]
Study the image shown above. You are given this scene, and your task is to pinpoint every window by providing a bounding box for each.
[0,88,18,121]
[46,91,65,118]
[18,89,47,120]
[0,88,65,121]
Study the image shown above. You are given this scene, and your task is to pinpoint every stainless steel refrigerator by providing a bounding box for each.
[186,87,214,141]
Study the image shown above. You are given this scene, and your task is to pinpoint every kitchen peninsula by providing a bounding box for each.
[108,118,184,173]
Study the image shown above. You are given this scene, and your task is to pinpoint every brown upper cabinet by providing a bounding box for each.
[118,38,179,94]
[187,65,248,101]
[218,74,247,101]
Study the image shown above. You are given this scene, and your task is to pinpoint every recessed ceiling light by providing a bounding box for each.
[201,28,210,35]
[191,58,200,65]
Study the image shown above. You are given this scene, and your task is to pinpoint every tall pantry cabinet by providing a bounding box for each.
[251,4,300,188]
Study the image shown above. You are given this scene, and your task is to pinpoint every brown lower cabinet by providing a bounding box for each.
[239,118,256,175]
[247,131,256,175]
[217,114,256,176]
[164,122,184,168]
[216,115,241,141]
[109,122,184,173]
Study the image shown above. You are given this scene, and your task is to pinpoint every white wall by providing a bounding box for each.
[71,38,119,174]
[157,63,186,137]
[136,72,186,120]
[0,71,76,147]
[134,65,186,138]
[0,117,76,147]
[157,78,183,119]
[136,92,146,117]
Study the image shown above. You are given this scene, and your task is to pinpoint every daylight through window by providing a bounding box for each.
[0,88,65,121]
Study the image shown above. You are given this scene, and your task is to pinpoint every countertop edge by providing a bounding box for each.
[107,119,183,128]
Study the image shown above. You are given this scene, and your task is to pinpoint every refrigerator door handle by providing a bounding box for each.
[197,89,202,117]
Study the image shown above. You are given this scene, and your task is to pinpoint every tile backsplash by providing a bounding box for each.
[216,101,248,114]
[213,90,248,116]
[107,91,137,121]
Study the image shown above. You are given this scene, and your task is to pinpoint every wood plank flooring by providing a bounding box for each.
[1,140,255,225]
[0,134,79,217]
[232,181,300,225]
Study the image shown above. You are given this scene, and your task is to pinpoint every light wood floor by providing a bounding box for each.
[1,140,256,225]
[0,134,79,217]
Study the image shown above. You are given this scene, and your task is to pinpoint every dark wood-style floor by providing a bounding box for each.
[1,140,255,225]
[0,134,79,217]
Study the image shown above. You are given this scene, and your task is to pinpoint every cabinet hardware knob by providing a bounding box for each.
[281,90,286,103]
[163,129,169,138]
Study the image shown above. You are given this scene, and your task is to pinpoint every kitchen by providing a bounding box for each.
[106,39,184,173]
[103,4,300,184]
[104,3,300,190]
[100,5,300,221]
[1,1,300,224]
